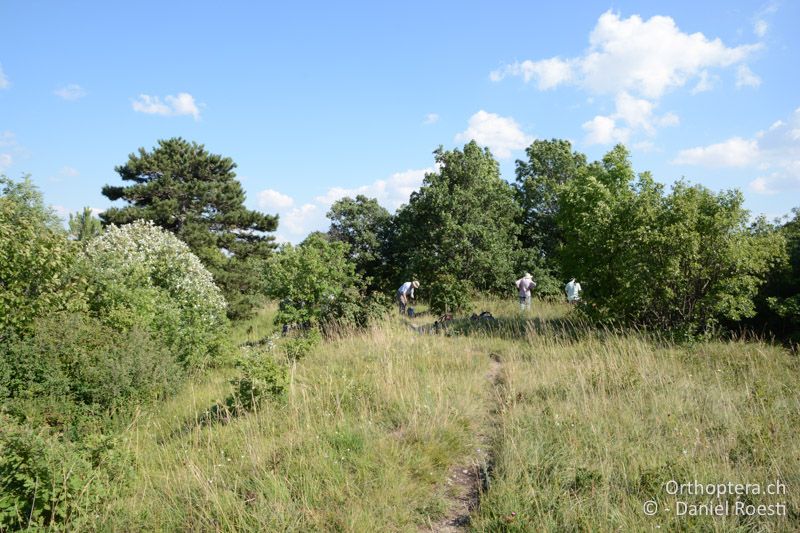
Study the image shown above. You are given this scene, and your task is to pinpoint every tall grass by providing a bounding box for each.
[84,299,799,531]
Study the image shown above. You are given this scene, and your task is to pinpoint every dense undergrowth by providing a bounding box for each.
[20,300,794,532]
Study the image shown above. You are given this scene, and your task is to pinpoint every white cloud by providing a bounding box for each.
[754,19,768,37]
[257,189,295,210]
[492,11,748,144]
[735,65,761,88]
[492,11,759,99]
[454,110,534,158]
[691,70,717,94]
[490,57,575,89]
[0,63,8,89]
[266,166,435,243]
[582,115,629,145]
[282,203,319,236]
[50,205,105,223]
[54,84,87,101]
[582,92,678,145]
[673,137,759,167]
[423,113,439,125]
[132,92,201,120]
[674,107,800,195]
[632,140,656,152]
[0,131,21,170]
[315,167,433,211]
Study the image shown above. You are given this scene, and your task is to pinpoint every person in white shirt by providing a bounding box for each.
[397,280,419,315]
[565,278,582,303]
[515,273,536,311]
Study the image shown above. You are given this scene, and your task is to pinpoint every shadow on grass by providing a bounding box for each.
[444,314,589,344]
[157,398,245,444]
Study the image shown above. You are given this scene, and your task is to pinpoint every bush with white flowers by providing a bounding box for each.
[80,220,231,368]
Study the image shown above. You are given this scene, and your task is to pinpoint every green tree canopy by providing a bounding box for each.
[391,141,521,312]
[0,176,77,339]
[263,233,375,329]
[101,138,278,318]
[326,195,391,292]
[514,139,587,259]
[557,145,785,332]
[753,208,800,342]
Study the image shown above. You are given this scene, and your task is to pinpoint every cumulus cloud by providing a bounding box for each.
[492,11,760,146]
[673,107,800,194]
[735,65,761,88]
[582,116,629,145]
[258,189,295,210]
[490,57,575,89]
[673,137,759,167]
[0,63,8,89]
[282,203,319,236]
[582,92,678,145]
[491,11,759,99]
[423,113,439,125]
[315,167,434,211]
[691,70,717,94]
[54,84,87,100]
[0,153,12,171]
[132,92,201,120]
[263,167,435,243]
[454,110,534,158]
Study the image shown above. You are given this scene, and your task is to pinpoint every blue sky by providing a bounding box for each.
[1,1,798,242]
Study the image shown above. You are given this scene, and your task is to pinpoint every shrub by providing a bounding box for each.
[0,416,130,531]
[557,146,785,332]
[229,346,288,412]
[2,312,181,416]
[264,233,384,331]
[0,176,78,339]
[427,272,471,314]
[282,329,322,361]
[79,220,232,369]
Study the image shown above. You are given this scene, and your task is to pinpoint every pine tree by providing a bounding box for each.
[101,138,278,318]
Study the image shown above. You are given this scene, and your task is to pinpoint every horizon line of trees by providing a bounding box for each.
[6,135,799,340]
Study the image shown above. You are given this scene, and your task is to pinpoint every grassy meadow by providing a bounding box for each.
[86,300,798,531]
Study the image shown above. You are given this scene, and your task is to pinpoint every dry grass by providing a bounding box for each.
[88,300,799,531]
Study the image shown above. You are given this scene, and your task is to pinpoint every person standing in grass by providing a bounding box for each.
[515,273,536,311]
[565,278,582,303]
[397,280,419,315]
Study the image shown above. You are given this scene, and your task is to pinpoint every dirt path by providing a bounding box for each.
[425,353,503,532]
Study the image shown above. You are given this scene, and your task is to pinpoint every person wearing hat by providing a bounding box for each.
[515,273,536,311]
[397,280,419,315]
[565,278,581,304]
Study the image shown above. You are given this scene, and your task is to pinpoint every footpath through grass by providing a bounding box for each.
[93,301,799,531]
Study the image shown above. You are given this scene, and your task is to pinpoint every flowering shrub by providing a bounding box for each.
[79,221,232,368]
